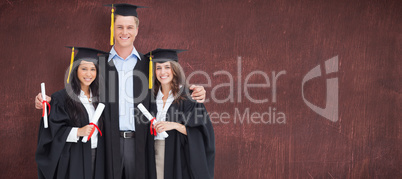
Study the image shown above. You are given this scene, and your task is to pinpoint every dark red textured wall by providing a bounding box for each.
[0,0,400,178]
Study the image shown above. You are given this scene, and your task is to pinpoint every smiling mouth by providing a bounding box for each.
[160,76,168,79]
[120,37,130,40]
[83,78,93,82]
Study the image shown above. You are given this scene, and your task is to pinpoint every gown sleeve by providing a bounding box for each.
[35,90,73,179]
[182,98,215,179]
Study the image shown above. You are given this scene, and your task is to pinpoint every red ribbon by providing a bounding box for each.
[42,101,51,117]
[87,122,102,141]
[150,118,157,136]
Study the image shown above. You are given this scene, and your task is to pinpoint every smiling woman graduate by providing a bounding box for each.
[35,47,108,179]
[145,49,215,179]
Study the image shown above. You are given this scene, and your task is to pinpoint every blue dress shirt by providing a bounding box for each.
[108,46,141,131]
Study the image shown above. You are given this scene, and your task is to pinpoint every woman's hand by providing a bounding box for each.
[77,125,94,137]
[154,121,176,133]
[35,93,51,109]
[154,121,187,135]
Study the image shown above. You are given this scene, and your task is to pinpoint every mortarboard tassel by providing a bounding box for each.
[67,47,74,83]
[110,5,114,46]
[149,51,153,89]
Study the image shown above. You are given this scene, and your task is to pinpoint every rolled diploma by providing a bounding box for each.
[41,83,48,128]
[137,103,169,138]
[82,103,105,143]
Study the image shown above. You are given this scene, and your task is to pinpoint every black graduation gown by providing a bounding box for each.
[100,53,153,179]
[147,93,215,179]
[35,89,106,179]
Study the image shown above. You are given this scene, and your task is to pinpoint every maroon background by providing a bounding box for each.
[0,0,400,178]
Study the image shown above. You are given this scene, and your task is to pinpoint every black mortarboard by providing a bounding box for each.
[66,46,108,83]
[66,46,109,61]
[105,4,146,17]
[145,48,187,62]
[145,48,186,89]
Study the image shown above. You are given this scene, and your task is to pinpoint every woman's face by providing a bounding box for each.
[155,62,173,86]
[77,60,96,88]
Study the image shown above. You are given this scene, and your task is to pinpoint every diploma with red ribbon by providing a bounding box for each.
[82,103,105,143]
[41,83,50,128]
[137,103,169,138]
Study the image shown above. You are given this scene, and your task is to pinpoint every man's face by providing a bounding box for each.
[114,15,138,48]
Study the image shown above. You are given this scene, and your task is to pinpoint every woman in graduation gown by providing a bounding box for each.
[145,49,215,179]
[36,47,108,179]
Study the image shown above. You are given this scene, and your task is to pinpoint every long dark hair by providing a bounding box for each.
[153,61,188,103]
[65,58,100,127]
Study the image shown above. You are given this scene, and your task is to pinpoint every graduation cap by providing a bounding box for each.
[105,4,146,17]
[66,46,109,83]
[105,4,147,46]
[145,48,187,89]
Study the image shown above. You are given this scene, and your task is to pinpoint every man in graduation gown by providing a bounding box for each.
[99,5,150,179]
[100,4,203,179]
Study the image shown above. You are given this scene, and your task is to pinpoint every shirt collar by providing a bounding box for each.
[79,89,93,98]
[108,46,141,62]
[156,88,173,100]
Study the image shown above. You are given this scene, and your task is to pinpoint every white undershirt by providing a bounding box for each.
[66,90,98,149]
[154,88,174,140]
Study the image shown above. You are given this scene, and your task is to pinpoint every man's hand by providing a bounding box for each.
[35,93,51,109]
[189,85,206,103]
